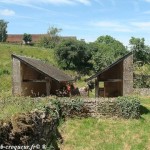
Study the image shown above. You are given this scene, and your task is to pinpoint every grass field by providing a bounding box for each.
[0,43,150,149]
[59,97,150,150]
[0,43,57,91]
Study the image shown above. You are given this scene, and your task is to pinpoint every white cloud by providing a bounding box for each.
[131,21,150,29]
[0,9,15,16]
[90,21,132,32]
[0,0,92,6]
[91,21,120,27]
[75,0,91,5]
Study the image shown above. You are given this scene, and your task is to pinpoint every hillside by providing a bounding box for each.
[0,43,58,92]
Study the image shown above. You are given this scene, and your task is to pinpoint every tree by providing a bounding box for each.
[92,35,127,71]
[0,20,8,42]
[39,26,62,48]
[55,38,92,74]
[129,37,150,64]
[23,33,32,44]
[92,44,115,71]
[47,26,62,37]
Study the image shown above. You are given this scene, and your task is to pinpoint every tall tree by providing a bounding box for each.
[55,38,92,74]
[47,26,62,37]
[129,37,150,64]
[0,20,8,42]
[39,26,62,48]
[23,33,32,44]
[92,35,127,71]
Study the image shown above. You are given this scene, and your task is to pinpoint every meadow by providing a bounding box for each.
[59,97,150,150]
[0,43,150,149]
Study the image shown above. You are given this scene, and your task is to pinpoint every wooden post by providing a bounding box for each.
[95,78,99,98]
[45,77,51,96]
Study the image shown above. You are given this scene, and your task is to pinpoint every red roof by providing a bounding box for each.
[6,34,46,43]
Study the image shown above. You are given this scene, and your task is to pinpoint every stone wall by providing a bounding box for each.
[0,97,141,147]
[59,98,119,118]
[83,98,117,117]
[134,88,150,96]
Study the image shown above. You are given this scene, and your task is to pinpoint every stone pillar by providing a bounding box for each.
[95,78,99,98]
[123,54,133,96]
[12,58,22,95]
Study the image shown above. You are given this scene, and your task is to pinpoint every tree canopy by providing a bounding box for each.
[23,33,32,44]
[39,26,62,48]
[92,35,127,71]
[55,38,92,74]
[129,37,150,64]
[0,19,8,42]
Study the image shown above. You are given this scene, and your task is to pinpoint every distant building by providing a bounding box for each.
[6,34,76,44]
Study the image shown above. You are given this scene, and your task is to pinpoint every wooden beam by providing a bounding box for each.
[22,79,46,82]
[99,79,122,82]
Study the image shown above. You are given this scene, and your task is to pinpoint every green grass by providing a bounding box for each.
[0,92,56,120]
[59,97,150,150]
[0,43,57,92]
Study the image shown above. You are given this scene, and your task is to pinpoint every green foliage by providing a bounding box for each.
[50,98,84,119]
[39,26,62,49]
[0,20,8,42]
[129,37,150,64]
[116,96,141,119]
[92,35,127,71]
[134,75,150,88]
[47,26,62,37]
[134,63,150,88]
[22,33,32,44]
[60,98,84,118]
[55,38,92,74]
[0,68,10,76]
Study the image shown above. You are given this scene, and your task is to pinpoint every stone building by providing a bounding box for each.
[12,54,74,97]
[86,52,133,97]
[7,34,76,44]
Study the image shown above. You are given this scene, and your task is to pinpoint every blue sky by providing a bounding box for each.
[1,0,150,46]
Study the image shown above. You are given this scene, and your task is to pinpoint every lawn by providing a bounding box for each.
[59,97,150,150]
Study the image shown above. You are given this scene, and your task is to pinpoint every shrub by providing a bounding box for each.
[116,96,141,119]
[50,98,85,119]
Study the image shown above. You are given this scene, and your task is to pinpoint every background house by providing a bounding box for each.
[7,34,76,44]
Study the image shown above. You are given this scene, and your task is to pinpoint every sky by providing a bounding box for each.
[1,0,150,46]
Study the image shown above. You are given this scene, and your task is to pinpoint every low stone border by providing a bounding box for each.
[134,88,150,96]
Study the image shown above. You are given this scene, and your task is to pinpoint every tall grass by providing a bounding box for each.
[0,93,55,120]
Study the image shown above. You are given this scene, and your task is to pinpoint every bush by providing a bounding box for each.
[134,75,150,88]
[116,96,141,119]
[50,98,85,119]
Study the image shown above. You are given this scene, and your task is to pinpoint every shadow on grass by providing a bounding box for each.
[140,105,150,115]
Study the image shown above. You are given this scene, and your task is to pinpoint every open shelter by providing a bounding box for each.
[86,52,133,97]
[12,54,74,97]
